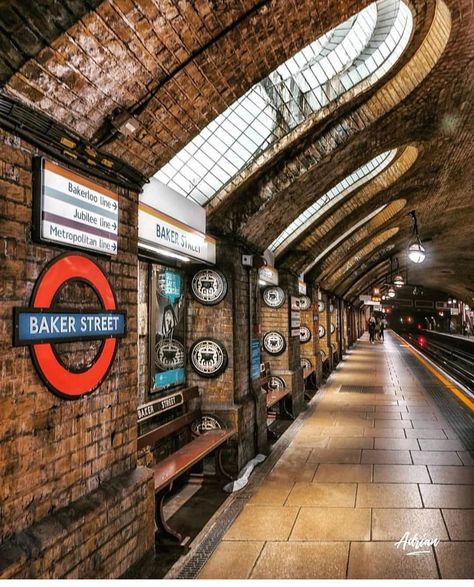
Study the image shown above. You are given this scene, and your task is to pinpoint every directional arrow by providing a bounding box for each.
[113,202,117,210]
[112,222,117,230]
[111,242,117,251]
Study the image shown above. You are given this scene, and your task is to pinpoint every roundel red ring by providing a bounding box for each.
[31,254,119,398]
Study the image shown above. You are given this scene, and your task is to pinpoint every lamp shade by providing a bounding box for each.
[408,241,425,263]
[388,287,396,298]
[393,274,404,287]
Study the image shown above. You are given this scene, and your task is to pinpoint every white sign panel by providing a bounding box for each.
[34,158,118,256]
[141,177,205,233]
[258,265,279,286]
[139,202,216,264]
[298,280,307,295]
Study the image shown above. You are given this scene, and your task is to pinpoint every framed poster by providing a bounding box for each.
[149,265,186,393]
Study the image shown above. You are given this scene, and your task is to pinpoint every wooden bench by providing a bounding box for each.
[302,364,317,401]
[260,362,292,440]
[137,386,234,543]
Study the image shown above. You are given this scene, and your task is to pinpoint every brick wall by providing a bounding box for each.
[0,129,154,577]
[0,467,154,579]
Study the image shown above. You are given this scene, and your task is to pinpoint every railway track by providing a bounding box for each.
[402,331,474,394]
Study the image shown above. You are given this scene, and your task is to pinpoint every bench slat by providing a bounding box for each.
[137,409,201,450]
[266,388,290,408]
[153,429,235,492]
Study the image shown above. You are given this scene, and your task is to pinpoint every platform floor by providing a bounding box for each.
[196,332,474,579]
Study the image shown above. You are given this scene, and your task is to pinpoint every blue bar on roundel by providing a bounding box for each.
[15,310,126,345]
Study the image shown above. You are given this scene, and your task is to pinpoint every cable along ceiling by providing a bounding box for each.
[154,0,413,206]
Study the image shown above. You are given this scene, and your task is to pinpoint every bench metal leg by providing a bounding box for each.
[155,483,183,544]
[282,397,294,420]
[215,446,234,481]
[267,426,280,442]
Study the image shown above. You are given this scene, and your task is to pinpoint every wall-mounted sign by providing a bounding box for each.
[33,158,119,256]
[263,331,286,355]
[318,324,326,338]
[301,357,313,370]
[290,296,301,311]
[137,391,184,424]
[13,253,125,398]
[191,269,228,305]
[268,375,286,390]
[259,265,279,286]
[290,311,301,328]
[289,295,301,336]
[299,295,311,310]
[190,338,228,377]
[300,326,312,343]
[251,337,261,380]
[263,286,285,308]
[139,179,215,263]
[139,202,216,264]
[318,300,326,313]
[298,280,307,295]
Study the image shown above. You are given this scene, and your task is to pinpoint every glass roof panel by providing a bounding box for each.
[155,0,412,204]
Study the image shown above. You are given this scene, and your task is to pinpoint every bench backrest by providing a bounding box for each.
[137,386,200,450]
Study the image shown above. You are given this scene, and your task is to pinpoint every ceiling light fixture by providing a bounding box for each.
[393,257,404,287]
[408,210,426,263]
[388,286,396,298]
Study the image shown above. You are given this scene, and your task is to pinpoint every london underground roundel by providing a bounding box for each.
[13,253,125,399]
[318,324,326,338]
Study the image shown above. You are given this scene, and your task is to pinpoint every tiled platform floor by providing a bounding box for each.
[198,332,474,579]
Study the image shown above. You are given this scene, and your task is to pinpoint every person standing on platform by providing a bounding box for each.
[375,318,381,342]
[380,316,388,342]
[368,315,376,344]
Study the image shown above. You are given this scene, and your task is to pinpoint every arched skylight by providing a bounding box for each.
[270,149,397,252]
[155,0,413,205]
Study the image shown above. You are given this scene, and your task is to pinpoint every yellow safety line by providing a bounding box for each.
[391,330,474,411]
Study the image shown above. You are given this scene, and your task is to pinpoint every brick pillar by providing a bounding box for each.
[300,284,322,387]
[260,271,304,417]
[328,295,338,366]
[186,243,267,474]
[318,290,332,371]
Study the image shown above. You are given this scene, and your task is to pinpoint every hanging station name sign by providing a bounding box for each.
[13,254,126,399]
[33,158,119,256]
[139,202,216,263]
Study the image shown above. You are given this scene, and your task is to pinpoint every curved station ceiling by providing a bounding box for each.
[1,0,472,302]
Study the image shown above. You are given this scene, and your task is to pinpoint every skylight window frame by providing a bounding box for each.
[155,0,413,204]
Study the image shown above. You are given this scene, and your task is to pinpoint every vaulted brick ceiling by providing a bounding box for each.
[1,0,472,302]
